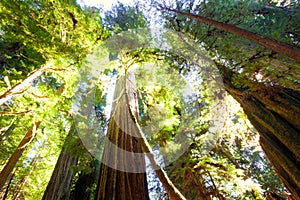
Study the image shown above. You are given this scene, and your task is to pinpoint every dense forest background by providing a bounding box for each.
[0,0,299,199]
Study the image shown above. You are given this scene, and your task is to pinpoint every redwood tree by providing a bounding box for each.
[158,6,300,62]
[156,0,300,198]
[42,126,78,200]
[221,66,300,199]
[95,71,150,200]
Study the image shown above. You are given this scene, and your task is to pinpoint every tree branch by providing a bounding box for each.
[124,72,186,200]
[0,121,41,191]
[0,61,73,106]
[0,62,52,106]
[0,110,31,116]
[157,5,300,62]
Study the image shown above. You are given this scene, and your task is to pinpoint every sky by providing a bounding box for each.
[77,0,134,10]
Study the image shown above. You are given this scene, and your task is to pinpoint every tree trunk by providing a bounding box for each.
[0,171,14,199]
[160,7,300,62]
[0,121,41,192]
[42,126,78,200]
[221,66,300,199]
[167,151,212,200]
[266,192,286,200]
[71,161,97,200]
[95,72,150,200]
[123,71,187,200]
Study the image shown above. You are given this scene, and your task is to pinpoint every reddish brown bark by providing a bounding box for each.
[42,129,78,200]
[221,65,300,199]
[124,71,187,200]
[95,72,149,200]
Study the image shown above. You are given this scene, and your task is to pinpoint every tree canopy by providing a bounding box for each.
[0,0,299,200]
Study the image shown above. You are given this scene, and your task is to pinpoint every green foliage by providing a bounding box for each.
[163,0,300,89]
[133,58,186,147]
[103,2,149,33]
[163,93,286,199]
[0,0,106,58]
[0,1,293,199]
[0,0,108,199]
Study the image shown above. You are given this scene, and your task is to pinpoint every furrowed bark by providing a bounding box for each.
[95,71,149,200]
[221,65,300,199]
[42,126,78,200]
[124,71,186,200]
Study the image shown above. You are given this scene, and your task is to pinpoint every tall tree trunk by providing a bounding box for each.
[95,70,186,200]
[95,72,149,200]
[160,6,300,62]
[42,126,78,200]
[0,121,41,192]
[220,65,300,199]
[71,160,97,200]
